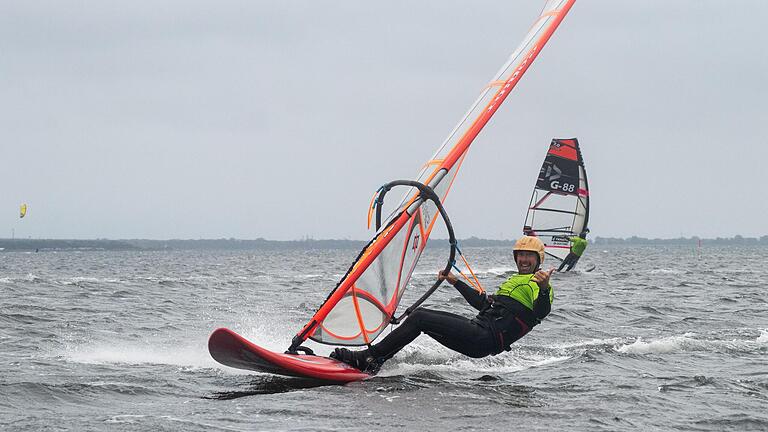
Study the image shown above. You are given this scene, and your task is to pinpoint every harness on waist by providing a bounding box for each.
[483,296,538,327]
[474,296,538,353]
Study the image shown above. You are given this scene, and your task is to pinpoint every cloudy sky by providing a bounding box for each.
[2,1,766,240]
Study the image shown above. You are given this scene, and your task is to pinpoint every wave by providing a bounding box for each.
[617,334,696,354]
[373,337,573,378]
[105,415,149,425]
[758,330,768,343]
[293,273,324,279]
[58,315,310,375]
[0,274,45,284]
[648,268,684,275]
[548,337,626,350]
[481,267,517,276]
[1,380,160,407]
[61,276,124,286]
[616,331,767,355]
[0,312,56,325]
[60,340,219,370]
[693,415,768,431]
[412,266,515,277]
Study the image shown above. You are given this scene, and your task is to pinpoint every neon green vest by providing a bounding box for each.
[495,273,553,310]
[570,236,587,256]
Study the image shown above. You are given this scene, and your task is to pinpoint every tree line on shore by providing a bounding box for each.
[1,235,767,252]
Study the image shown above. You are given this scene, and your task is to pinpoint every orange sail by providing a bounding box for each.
[289,0,577,351]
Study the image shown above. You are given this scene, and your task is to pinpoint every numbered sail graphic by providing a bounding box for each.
[290,0,577,350]
[523,138,589,263]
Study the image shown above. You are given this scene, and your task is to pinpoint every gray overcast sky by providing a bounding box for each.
[2,1,766,240]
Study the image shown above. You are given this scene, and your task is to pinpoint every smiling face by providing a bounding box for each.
[515,250,540,275]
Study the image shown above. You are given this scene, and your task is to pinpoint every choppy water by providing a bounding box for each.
[1,245,766,431]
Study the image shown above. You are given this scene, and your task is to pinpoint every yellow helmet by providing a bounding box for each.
[513,235,545,266]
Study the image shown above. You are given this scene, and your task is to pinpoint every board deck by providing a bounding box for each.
[208,328,371,383]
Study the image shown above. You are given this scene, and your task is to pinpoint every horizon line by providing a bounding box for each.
[2,234,767,242]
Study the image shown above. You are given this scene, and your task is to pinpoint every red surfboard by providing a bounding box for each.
[208,328,371,383]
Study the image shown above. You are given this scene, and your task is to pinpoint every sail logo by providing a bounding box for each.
[551,180,576,193]
[544,164,576,193]
[545,164,562,181]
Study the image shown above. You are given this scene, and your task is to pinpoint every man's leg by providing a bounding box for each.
[332,307,496,372]
[565,255,580,271]
[372,308,496,360]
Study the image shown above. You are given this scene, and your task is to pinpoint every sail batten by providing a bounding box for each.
[292,0,577,349]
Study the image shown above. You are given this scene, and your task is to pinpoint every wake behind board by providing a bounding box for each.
[208,328,371,383]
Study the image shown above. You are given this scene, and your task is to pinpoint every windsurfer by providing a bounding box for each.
[330,235,555,374]
[557,228,589,272]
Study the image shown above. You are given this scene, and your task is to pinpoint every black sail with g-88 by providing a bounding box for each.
[524,138,589,264]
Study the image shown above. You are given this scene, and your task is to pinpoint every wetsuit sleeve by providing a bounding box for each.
[452,280,491,311]
[533,283,552,321]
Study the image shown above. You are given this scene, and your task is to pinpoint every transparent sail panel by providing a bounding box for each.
[313,211,426,345]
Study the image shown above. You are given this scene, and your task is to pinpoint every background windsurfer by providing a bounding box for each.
[557,228,589,271]
[330,236,555,374]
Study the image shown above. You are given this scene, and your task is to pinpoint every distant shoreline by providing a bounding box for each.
[0,235,766,252]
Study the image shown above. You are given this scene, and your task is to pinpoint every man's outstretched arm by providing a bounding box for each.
[439,271,490,311]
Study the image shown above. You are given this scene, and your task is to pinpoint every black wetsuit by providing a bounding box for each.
[558,253,580,272]
[367,279,552,362]
[558,235,588,272]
